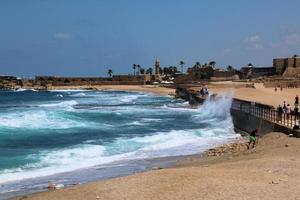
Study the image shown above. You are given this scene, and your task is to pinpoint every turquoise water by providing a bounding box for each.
[0,89,237,197]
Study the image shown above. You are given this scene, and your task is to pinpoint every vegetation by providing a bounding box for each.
[146,67,153,75]
[179,61,185,73]
[139,67,145,74]
[209,61,216,67]
[107,69,113,77]
[132,64,137,75]
[226,65,234,71]
[162,66,178,75]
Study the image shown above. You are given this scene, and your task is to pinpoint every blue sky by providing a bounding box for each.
[0,0,300,77]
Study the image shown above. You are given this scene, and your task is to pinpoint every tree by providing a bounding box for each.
[293,54,298,58]
[248,63,253,67]
[140,67,145,74]
[107,69,113,77]
[209,61,216,67]
[136,64,141,75]
[179,61,185,73]
[226,65,234,71]
[163,67,169,75]
[195,62,201,68]
[146,67,153,75]
[132,64,137,75]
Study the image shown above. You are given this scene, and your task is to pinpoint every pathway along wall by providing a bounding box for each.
[175,87,300,137]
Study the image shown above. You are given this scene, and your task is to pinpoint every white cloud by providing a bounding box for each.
[244,35,261,43]
[244,35,263,50]
[269,28,300,49]
[53,32,72,40]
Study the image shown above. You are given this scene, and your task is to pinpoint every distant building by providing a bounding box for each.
[273,56,300,77]
[155,59,160,75]
[239,66,276,79]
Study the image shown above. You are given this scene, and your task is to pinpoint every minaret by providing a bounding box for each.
[155,58,160,75]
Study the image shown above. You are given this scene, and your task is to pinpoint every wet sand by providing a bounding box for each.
[14,132,300,200]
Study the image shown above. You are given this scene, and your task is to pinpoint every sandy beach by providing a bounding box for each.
[192,81,300,108]
[14,132,300,200]
[45,85,175,96]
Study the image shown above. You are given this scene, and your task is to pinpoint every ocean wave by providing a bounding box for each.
[0,110,88,129]
[39,100,78,109]
[0,126,239,184]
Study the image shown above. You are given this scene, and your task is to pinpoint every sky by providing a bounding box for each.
[0,0,300,77]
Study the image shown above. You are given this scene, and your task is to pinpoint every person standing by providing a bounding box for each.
[248,129,259,149]
[295,95,299,106]
[277,104,283,122]
[283,101,287,114]
[286,104,291,120]
[294,104,299,120]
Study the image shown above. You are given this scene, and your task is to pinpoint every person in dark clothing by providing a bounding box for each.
[294,105,299,120]
[248,129,258,149]
[295,95,299,106]
[277,105,283,122]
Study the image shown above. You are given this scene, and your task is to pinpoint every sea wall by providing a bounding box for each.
[175,87,300,137]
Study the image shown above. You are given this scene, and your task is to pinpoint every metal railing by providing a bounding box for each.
[231,99,298,128]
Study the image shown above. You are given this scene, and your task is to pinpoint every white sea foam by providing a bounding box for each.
[0,110,88,129]
[39,100,78,108]
[0,126,238,184]
[0,91,239,185]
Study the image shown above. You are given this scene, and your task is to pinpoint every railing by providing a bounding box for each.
[231,99,298,128]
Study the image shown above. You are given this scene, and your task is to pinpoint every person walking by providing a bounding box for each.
[277,104,283,122]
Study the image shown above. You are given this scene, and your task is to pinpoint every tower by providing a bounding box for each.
[155,59,160,75]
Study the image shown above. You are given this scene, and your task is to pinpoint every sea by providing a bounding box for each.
[0,89,238,199]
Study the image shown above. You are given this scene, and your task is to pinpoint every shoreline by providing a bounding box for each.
[8,136,244,200]
[12,132,300,200]
[5,136,244,200]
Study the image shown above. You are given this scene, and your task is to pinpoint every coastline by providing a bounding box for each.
[12,132,300,200]
[18,85,176,97]
[7,84,300,200]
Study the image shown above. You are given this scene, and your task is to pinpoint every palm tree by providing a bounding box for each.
[136,64,141,75]
[209,61,216,67]
[107,69,113,77]
[146,67,153,75]
[226,65,233,71]
[139,67,145,75]
[132,64,137,75]
[163,67,169,75]
[179,61,185,73]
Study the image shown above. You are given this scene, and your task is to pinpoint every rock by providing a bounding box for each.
[285,144,289,147]
[152,166,164,170]
[47,183,56,190]
[55,184,64,189]
[270,181,279,184]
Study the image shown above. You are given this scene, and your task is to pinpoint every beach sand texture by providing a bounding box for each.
[192,82,300,108]
[16,132,300,200]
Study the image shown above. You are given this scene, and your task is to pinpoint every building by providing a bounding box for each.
[239,66,276,79]
[273,56,300,77]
